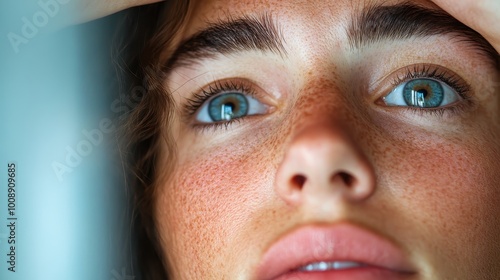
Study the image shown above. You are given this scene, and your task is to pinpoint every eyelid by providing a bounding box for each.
[373,64,472,103]
[182,78,276,124]
[383,78,461,107]
[196,93,268,123]
[370,63,477,119]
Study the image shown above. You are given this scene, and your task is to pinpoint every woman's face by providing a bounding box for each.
[156,0,500,279]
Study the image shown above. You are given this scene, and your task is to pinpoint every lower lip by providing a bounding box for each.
[274,267,413,280]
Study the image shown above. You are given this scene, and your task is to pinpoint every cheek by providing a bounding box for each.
[156,132,285,276]
[376,131,500,274]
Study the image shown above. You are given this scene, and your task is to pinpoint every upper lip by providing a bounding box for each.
[255,222,416,280]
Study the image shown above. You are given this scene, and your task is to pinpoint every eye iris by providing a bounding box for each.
[403,79,444,108]
[208,93,249,121]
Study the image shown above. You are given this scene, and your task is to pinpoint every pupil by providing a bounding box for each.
[402,79,444,108]
[208,93,249,122]
[416,89,428,98]
[222,102,235,121]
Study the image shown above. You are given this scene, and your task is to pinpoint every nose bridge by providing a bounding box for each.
[287,73,361,138]
[274,107,376,208]
[286,76,364,160]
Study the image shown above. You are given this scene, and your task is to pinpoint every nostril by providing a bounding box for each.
[291,174,307,189]
[332,171,356,187]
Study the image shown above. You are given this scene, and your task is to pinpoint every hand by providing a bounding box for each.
[73,0,165,24]
[430,0,500,53]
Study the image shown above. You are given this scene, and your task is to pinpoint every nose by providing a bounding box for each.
[275,122,376,206]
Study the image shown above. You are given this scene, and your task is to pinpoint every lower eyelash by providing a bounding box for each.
[191,118,243,132]
[390,64,474,116]
[184,80,256,117]
[401,99,473,117]
[185,65,474,131]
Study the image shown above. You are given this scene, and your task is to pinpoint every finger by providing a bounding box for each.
[431,0,500,53]
[75,0,166,24]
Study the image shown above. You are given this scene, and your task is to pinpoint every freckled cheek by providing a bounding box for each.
[382,139,500,264]
[405,146,498,217]
[158,145,278,267]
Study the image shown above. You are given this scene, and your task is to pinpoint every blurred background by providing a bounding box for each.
[0,1,134,279]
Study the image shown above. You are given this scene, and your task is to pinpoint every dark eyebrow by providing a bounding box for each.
[163,14,286,71]
[164,2,499,73]
[348,2,499,68]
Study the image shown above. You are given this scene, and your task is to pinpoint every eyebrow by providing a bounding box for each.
[163,14,286,70]
[347,2,499,67]
[163,2,499,72]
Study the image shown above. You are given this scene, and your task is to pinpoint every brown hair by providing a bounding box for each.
[113,1,191,279]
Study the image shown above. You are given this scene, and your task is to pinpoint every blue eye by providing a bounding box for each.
[195,92,267,123]
[383,78,460,108]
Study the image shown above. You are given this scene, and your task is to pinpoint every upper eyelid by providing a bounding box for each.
[369,64,477,118]
[367,63,473,101]
[393,64,471,98]
[182,79,265,118]
[179,64,473,125]
[383,78,461,107]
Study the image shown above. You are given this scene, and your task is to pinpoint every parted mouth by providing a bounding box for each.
[298,261,366,271]
[255,222,416,280]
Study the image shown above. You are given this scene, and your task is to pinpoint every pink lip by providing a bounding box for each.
[255,223,416,280]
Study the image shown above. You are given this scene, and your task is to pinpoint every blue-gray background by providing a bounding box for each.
[1,1,134,279]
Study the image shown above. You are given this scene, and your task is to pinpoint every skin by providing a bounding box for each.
[69,0,164,24]
[82,0,500,278]
[80,0,500,49]
[151,0,500,279]
[430,0,500,53]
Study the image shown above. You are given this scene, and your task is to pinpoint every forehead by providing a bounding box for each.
[184,0,440,36]
[164,0,483,74]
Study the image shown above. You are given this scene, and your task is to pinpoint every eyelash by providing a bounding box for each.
[183,64,474,130]
[184,80,258,130]
[388,64,473,117]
